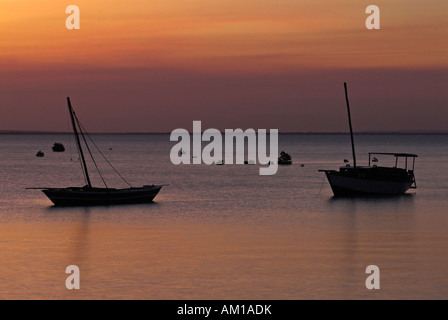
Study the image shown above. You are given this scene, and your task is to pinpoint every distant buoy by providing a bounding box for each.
[52,143,65,152]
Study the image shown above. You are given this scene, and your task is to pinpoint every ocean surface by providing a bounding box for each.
[0,133,447,299]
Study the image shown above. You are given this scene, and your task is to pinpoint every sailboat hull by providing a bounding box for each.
[42,185,163,206]
[317,84,418,197]
[322,169,414,196]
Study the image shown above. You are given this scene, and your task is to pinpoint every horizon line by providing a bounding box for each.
[1,130,448,135]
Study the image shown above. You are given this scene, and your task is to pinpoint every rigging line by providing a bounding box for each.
[75,115,108,188]
[77,121,133,188]
[69,110,89,186]
[73,127,88,186]
[74,113,109,189]
[67,109,73,161]
[67,104,88,184]
[316,174,326,197]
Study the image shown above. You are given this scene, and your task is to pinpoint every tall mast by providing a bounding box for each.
[67,97,92,188]
[344,82,357,169]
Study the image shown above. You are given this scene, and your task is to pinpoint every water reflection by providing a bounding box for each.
[327,193,415,213]
[46,206,91,272]
[323,193,417,297]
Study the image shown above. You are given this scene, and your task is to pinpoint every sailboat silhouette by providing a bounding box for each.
[33,98,164,206]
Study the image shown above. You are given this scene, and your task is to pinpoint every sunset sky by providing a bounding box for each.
[0,0,447,132]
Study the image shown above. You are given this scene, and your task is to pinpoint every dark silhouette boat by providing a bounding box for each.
[52,143,65,152]
[42,185,163,206]
[30,97,164,206]
[319,83,417,196]
[36,150,44,157]
[278,151,292,165]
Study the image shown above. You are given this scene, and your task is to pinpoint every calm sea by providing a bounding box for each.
[0,133,447,299]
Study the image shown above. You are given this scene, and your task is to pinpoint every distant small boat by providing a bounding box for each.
[319,83,418,196]
[29,97,164,206]
[52,143,65,152]
[278,151,292,165]
[36,150,44,157]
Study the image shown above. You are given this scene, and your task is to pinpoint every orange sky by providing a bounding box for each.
[0,0,447,132]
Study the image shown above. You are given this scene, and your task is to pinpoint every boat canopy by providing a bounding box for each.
[368,152,418,171]
[368,152,418,158]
